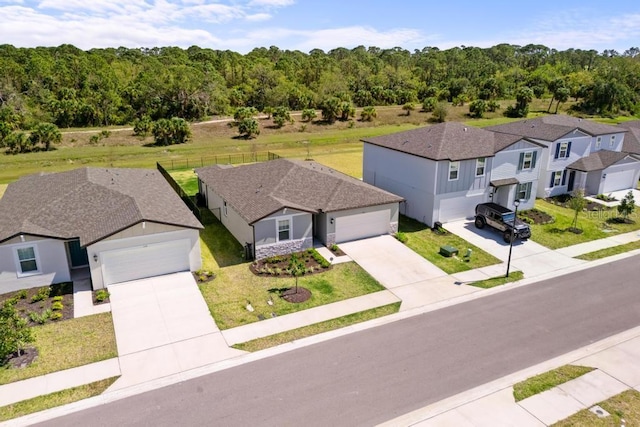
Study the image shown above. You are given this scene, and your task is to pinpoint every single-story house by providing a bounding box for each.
[362,122,544,227]
[196,159,403,260]
[0,168,203,293]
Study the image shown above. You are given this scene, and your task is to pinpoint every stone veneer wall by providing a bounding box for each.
[390,222,398,234]
[255,237,313,260]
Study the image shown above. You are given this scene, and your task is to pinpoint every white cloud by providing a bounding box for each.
[245,13,271,22]
[248,0,294,7]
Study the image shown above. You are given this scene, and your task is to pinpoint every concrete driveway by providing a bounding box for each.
[445,219,584,279]
[107,272,244,389]
[339,235,447,288]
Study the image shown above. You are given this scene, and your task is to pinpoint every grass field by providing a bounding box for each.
[513,365,594,401]
[0,99,602,185]
[0,183,6,199]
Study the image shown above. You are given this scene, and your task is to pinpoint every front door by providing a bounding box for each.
[567,170,576,192]
[67,239,89,268]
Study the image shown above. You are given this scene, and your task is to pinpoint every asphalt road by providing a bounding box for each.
[39,257,640,427]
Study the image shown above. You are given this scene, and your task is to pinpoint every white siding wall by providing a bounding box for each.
[363,143,436,225]
[203,184,253,247]
[491,140,542,210]
[590,132,625,153]
[0,238,71,293]
[88,228,201,289]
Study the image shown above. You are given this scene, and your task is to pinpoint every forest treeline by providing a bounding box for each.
[0,43,639,131]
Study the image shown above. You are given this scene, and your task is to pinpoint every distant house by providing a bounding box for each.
[488,116,640,197]
[196,159,402,260]
[362,122,544,227]
[0,168,203,293]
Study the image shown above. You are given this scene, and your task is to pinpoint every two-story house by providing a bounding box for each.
[488,116,640,197]
[362,122,543,227]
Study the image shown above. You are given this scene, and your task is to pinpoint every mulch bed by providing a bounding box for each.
[193,270,216,284]
[0,282,74,325]
[329,245,346,257]
[4,347,39,369]
[545,196,610,212]
[250,251,331,277]
[280,287,312,303]
[91,289,111,305]
[520,208,554,225]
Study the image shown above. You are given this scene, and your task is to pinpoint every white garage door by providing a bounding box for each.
[438,195,483,223]
[603,170,636,193]
[335,210,389,243]
[101,239,190,286]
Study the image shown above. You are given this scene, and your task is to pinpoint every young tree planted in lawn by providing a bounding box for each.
[288,253,305,294]
[617,190,636,221]
[0,300,34,362]
[568,188,586,230]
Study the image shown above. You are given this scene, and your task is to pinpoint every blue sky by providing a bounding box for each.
[1,0,639,53]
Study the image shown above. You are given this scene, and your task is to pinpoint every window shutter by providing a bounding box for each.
[526,182,532,199]
[554,143,560,159]
[518,153,524,170]
[550,173,555,187]
[561,170,567,185]
[531,151,537,168]
[567,141,572,157]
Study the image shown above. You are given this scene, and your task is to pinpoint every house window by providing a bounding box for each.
[223,200,228,216]
[552,171,563,187]
[596,137,602,148]
[277,219,290,241]
[610,135,615,147]
[516,182,532,200]
[15,246,40,275]
[448,161,459,181]
[519,151,537,170]
[556,142,570,159]
[475,158,485,177]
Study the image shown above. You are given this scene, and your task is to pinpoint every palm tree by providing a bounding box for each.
[29,122,61,151]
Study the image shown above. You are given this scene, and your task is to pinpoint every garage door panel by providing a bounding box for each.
[603,170,635,193]
[335,210,389,243]
[102,239,190,286]
[438,195,483,223]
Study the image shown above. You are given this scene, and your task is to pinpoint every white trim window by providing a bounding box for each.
[277,218,291,242]
[610,135,615,147]
[15,245,40,276]
[475,158,486,177]
[596,136,602,149]
[448,161,460,181]
[552,171,563,187]
[516,182,532,201]
[558,142,569,158]
[521,151,534,170]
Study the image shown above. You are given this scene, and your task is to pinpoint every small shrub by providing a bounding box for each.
[52,295,63,302]
[395,232,408,243]
[31,287,50,303]
[305,267,314,274]
[17,289,27,299]
[330,244,339,252]
[29,309,51,324]
[50,312,63,321]
[95,289,110,303]
[309,248,331,268]
[274,268,282,275]
[51,301,64,311]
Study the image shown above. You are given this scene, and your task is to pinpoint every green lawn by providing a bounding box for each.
[469,271,524,289]
[0,183,6,198]
[200,261,384,330]
[233,302,400,352]
[199,214,244,271]
[399,215,501,274]
[0,312,117,385]
[169,169,199,196]
[0,377,118,422]
[576,240,640,261]
[513,365,594,402]
[553,389,640,426]
[526,200,640,249]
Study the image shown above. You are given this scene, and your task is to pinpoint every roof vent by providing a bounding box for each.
[464,127,467,132]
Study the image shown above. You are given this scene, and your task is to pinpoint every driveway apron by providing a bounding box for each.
[107,272,244,389]
[339,235,448,288]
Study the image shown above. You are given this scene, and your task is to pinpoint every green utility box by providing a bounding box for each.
[439,245,458,257]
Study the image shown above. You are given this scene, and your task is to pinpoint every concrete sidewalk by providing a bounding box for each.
[382,327,640,426]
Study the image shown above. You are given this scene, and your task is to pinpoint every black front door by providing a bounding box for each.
[67,240,89,268]
[567,170,576,192]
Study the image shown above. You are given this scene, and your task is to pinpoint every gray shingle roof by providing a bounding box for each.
[361,122,526,161]
[487,115,624,141]
[618,123,640,155]
[196,159,403,224]
[0,168,202,246]
[566,151,630,172]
